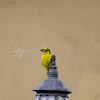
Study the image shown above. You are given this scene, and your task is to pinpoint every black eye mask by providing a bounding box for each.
[45,50,47,52]
[43,49,47,52]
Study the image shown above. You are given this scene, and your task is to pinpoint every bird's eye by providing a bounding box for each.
[45,50,47,52]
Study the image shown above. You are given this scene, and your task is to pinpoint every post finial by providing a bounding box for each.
[32,54,72,95]
[51,54,56,66]
[48,54,58,77]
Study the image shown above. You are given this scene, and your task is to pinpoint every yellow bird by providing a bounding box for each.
[40,48,52,69]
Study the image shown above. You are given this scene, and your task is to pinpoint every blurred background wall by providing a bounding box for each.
[0,0,100,100]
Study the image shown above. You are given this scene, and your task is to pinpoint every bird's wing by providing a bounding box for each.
[47,54,52,63]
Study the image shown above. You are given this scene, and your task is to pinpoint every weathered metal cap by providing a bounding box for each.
[32,55,72,95]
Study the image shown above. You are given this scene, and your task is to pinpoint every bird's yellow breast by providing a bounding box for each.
[41,54,52,69]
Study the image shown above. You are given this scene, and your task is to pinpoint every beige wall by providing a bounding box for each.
[0,0,100,100]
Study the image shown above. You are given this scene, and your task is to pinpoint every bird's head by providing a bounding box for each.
[40,48,51,54]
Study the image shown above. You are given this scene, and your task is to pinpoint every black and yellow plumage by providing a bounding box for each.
[40,48,52,69]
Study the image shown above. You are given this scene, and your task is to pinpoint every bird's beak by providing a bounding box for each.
[40,49,43,52]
